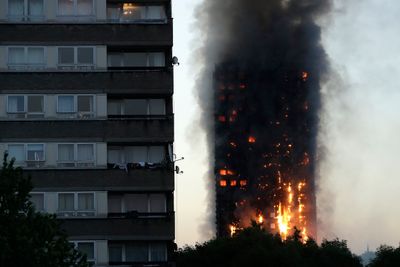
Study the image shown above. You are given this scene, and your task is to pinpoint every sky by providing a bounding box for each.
[172,0,400,254]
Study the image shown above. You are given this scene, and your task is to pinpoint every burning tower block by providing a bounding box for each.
[214,63,317,240]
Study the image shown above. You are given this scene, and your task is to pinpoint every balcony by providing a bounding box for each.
[0,23,172,46]
[0,70,173,94]
[0,118,173,142]
[28,168,174,191]
[60,216,174,240]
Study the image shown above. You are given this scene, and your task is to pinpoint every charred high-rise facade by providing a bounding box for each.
[214,65,318,239]
[195,0,331,239]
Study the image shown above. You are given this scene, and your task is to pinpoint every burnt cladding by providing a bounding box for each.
[196,0,331,238]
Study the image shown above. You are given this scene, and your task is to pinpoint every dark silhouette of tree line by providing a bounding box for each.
[176,223,400,267]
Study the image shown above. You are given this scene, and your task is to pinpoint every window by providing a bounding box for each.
[108,99,166,117]
[7,144,25,163]
[31,193,44,211]
[58,193,75,215]
[71,241,95,266]
[108,146,165,164]
[149,99,166,115]
[109,244,123,262]
[77,242,95,264]
[126,243,148,262]
[27,96,44,117]
[58,47,95,70]
[26,144,44,161]
[107,52,165,68]
[108,242,167,263]
[77,144,94,165]
[107,4,167,23]
[58,144,74,165]
[7,95,24,113]
[77,96,94,115]
[149,194,166,213]
[7,95,44,118]
[57,95,74,114]
[57,144,95,167]
[8,0,44,21]
[150,243,167,262]
[6,144,45,167]
[58,48,74,65]
[125,194,147,213]
[58,0,94,17]
[58,192,95,217]
[108,193,166,214]
[77,47,94,64]
[57,95,95,118]
[8,47,45,70]
[77,193,95,216]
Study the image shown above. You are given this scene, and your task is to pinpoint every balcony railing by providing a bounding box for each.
[57,161,96,168]
[57,209,96,218]
[7,63,46,71]
[108,262,169,267]
[108,211,173,219]
[57,64,96,71]
[7,15,45,22]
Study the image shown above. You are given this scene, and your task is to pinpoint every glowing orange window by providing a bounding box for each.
[230,180,237,187]
[240,180,247,187]
[218,115,226,122]
[248,136,256,143]
[220,180,227,187]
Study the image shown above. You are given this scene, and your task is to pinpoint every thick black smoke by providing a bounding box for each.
[194,0,331,238]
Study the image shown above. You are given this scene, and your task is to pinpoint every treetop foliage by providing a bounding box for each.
[367,244,400,267]
[0,154,89,267]
[176,225,362,267]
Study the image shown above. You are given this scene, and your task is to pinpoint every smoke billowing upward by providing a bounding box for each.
[194,0,331,238]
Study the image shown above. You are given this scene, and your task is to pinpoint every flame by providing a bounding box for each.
[276,202,290,240]
[220,169,227,176]
[220,180,227,187]
[301,71,309,81]
[230,180,237,187]
[257,214,264,224]
[248,136,256,143]
[230,225,237,237]
[301,153,310,166]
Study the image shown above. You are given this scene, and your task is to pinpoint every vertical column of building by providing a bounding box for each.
[0,0,174,266]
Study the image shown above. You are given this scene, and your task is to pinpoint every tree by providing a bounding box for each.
[368,245,400,267]
[176,224,362,267]
[0,154,89,267]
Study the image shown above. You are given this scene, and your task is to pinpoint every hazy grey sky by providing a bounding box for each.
[173,0,400,254]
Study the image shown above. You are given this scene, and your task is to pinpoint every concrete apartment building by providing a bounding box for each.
[0,0,174,266]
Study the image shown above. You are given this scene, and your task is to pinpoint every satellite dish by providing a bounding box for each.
[175,166,183,174]
[172,56,180,66]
